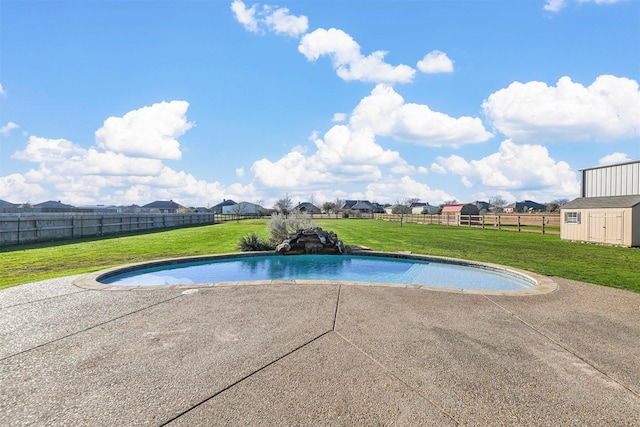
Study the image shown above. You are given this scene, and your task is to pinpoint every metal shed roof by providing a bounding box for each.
[562,195,640,209]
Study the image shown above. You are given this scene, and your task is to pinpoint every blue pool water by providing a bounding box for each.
[100,254,534,291]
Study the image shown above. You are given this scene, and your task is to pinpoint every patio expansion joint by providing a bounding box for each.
[159,329,335,426]
[0,293,183,362]
[332,329,460,425]
[0,288,90,310]
[160,285,344,426]
[483,295,640,399]
[330,285,460,425]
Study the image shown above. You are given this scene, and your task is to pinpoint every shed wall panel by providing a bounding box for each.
[633,205,640,247]
[583,162,640,197]
[561,207,637,247]
[560,208,586,241]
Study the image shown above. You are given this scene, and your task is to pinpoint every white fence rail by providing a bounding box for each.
[0,213,215,246]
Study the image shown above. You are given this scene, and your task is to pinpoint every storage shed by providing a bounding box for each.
[560,196,640,247]
[441,203,480,225]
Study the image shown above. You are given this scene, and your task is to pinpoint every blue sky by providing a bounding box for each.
[1,0,638,209]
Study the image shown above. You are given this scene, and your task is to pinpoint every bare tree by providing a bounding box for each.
[489,196,507,213]
[254,199,266,217]
[230,202,245,223]
[546,198,569,213]
[393,198,415,227]
[322,201,337,213]
[273,195,293,217]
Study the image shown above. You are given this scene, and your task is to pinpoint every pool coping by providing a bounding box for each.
[73,251,557,296]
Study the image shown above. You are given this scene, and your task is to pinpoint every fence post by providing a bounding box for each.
[542,216,545,235]
[517,216,521,232]
[498,215,501,230]
[482,215,485,229]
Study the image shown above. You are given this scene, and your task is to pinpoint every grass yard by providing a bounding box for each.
[1,219,638,292]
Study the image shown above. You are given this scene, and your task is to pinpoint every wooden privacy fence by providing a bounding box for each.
[0,213,215,246]
[372,213,561,235]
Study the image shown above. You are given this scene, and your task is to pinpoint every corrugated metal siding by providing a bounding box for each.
[582,161,640,197]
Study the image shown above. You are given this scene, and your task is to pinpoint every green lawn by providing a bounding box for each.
[1,219,638,292]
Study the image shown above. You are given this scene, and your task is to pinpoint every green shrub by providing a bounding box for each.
[268,212,317,244]
[237,232,274,252]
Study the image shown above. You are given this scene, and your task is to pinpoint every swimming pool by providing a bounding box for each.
[93,253,540,292]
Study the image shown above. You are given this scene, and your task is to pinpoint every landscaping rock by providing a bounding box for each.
[275,227,344,255]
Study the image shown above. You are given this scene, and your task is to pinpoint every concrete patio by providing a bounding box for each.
[1,274,639,426]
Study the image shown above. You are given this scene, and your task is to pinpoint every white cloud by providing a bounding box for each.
[250,126,395,189]
[430,163,447,174]
[13,136,86,163]
[251,122,403,189]
[236,167,245,177]
[544,0,567,12]
[435,139,580,199]
[417,50,454,74]
[1,101,244,207]
[332,113,346,122]
[95,100,193,160]
[0,83,4,96]
[233,4,415,83]
[0,173,45,202]
[483,75,640,143]
[316,124,401,166]
[1,122,19,136]
[365,176,455,205]
[263,6,308,37]
[351,84,492,147]
[59,149,164,176]
[599,152,631,165]
[299,28,415,84]
[544,0,624,13]
[232,1,308,37]
[580,0,626,3]
[231,0,259,32]
[308,130,320,141]
[250,84,493,192]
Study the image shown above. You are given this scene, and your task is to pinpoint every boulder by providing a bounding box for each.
[275,227,344,255]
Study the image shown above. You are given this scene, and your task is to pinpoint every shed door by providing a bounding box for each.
[588,211,624,244]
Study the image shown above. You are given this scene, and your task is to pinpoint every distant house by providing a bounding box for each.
[441,203,480,224]
[561,160,640,247]
[0,200,18,213]
[473,201,491,213]
[77,205,121,214]
[211,199,237,214]
[340,200,362,210]
[341,200,382,213]
[411,202,439,215]
[222,201,265,215]
[120,204,141,213]
[34,200,76,212]
[504,200,547,213]
[370,202,385,214]
[141,200,184,213]
[293,202,321,214]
